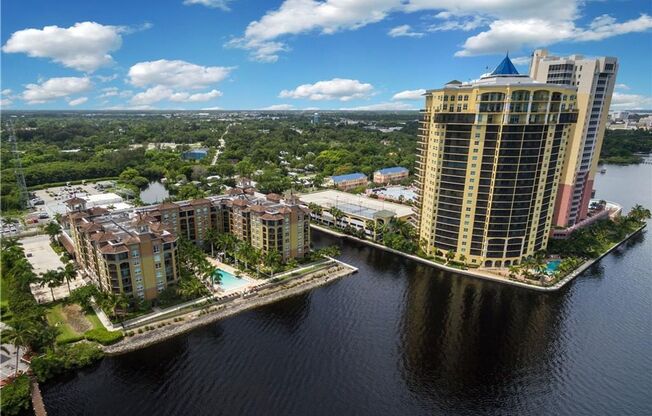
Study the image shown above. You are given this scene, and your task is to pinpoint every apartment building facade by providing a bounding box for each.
[65,198,180,301]
[530,49,618,227]
[327,173,368,190]
[415,56,578,268]
[373,167,409,184]
[64,191,311,300]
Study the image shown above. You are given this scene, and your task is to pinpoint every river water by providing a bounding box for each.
[41,163,652,416]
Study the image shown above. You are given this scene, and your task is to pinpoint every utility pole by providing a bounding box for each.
[7,121,30,209]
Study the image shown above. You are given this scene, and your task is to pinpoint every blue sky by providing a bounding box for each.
[2,0,651,110]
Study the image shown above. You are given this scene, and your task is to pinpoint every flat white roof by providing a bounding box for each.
[300,190,414,219]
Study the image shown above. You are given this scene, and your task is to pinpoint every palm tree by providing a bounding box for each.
[40,270,64,302]
[629,204,651,222]
[116,294,130,321]
[102,292,120,320]
[205,228,218,257]
[177,278,208,300]
[236,242,257,270]
[5,319,36,377]
[329,207,345,228]
[445,250,455,265]
[308,202,322,217]
[62,262,76,294]
[44,221,62,243]
[263,250,282,276]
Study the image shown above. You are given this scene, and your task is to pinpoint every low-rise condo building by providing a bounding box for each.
[373,167,409,184]
[64,198,179,301]
[63,191,311,300]
[326,173,368,191]
[415,55,578,268]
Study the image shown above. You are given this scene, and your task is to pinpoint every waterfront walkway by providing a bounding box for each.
[104,261,357,354]
[310,223,648,292]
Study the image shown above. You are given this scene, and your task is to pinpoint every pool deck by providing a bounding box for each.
[206,258,258,295]
[310,222,648,292]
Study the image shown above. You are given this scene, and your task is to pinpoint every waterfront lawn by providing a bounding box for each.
[46,302,110,344]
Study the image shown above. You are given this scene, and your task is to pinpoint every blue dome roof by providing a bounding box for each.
[491,54,520,76]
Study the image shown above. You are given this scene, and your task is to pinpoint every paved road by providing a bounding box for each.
[211,123,232,166]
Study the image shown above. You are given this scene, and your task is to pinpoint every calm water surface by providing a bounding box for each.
[140,181,170,204]
[42,163,652,416]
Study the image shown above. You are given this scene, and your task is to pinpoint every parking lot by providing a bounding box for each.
[32,182,106,218]
[20,234,87,303]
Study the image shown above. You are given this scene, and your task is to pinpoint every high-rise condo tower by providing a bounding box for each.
[415,55,578,268]
[530,49,618,227]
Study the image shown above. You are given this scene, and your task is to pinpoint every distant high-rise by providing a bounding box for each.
[415,55,578,268]
[530,49,618,227]
[312,112,320,124]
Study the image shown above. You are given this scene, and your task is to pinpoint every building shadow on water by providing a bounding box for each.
[251,292,312,334]
[398,267,571,413]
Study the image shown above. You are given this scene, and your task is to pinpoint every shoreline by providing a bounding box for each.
[311,223,648,292]
[103,264,357,355]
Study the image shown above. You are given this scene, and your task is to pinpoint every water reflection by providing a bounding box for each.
[400,267,568,411]
[140,181,170,204]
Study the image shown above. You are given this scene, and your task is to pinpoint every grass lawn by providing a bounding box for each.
[46,302,105,344]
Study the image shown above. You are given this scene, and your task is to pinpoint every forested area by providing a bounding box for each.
[1,112,418,210]
[599,129,652,164]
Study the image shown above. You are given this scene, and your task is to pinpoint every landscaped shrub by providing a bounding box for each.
[56,334,85,345]
[1,374,31,415]
[84,328,123,345]
[31,343,104,382]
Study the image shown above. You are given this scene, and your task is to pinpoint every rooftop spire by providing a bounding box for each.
[490,54,520,76]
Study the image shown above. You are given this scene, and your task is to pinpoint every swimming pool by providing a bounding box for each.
[546,259,561,274]
[213,268,250,291]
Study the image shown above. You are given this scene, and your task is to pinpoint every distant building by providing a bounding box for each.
[530,49,618,228]
[373,167,409,184]
[312,112,320,124]
[327,173,368,191]
[182,148,208,160]
[301,189,414,238]
[637,116,652,131]
[610,111,630,122]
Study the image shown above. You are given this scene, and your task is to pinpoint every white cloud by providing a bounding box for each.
[128,59,233,89]
[339,101,416,111]
[388,25,423,38]
[428,14,486,32]
[615,83,630,91]
[131,86,222,105]
[229,1,652,61]
[21,77,92,104]
[260,104,295,110]
[99,87,132,98]
[392,89,426,100]
[610,92,652,110]
[279,78,374,101]
[1,89,14,107]
[456,14,652,56]
[201,106,223,110]
[2,22,125,72]
[170,89,222,102]
[183,0,231,10]
[96,74,118,82]
[510,56,531,66]
[68,97,88,106]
